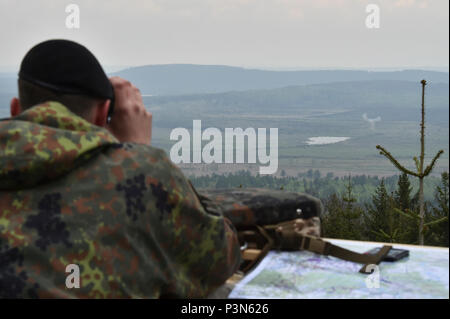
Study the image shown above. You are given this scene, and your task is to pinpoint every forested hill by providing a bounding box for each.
[145,80,449,126]
[113,64,449,95]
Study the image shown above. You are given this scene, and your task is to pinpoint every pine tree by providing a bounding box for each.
[428,172,449,246]
[376,80,444,245]
[322,193,345,239]
[341,175,364,240]
[342,175,356,211]
[365,179,390,241]
[322,175,363,240]
[393,172,417,243]
[395,172,412,210]
[364,179,404,243]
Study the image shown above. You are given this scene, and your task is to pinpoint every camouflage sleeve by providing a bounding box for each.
[0,141,241,299]
[137,148,242,298]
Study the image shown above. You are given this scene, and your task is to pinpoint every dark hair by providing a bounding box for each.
[18,78,97,118]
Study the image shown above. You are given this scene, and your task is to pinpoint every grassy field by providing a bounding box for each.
[148,93,449,177]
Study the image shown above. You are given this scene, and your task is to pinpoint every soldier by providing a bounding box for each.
[0,39,241,298]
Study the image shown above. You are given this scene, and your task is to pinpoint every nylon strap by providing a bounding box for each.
[238,222,392,274]
[265,223,392,274]
[297,235,392,274]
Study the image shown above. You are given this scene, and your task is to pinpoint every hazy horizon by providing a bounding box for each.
[0,64,449,75]
[0,0,448,70]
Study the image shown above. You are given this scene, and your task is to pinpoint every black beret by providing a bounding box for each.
[19,39,114,113]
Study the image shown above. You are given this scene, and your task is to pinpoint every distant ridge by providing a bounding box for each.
[1,64,448,97]
[113,64,449,96]
[145,80,449,124]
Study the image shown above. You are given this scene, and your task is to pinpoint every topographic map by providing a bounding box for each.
[229,239,449,299]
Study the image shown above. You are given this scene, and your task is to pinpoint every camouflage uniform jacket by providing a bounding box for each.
[0,101,241,298]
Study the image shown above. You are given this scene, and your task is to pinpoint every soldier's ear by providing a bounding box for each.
[92,99,110,127]
[10,97,21,117]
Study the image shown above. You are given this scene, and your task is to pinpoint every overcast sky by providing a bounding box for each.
[0,0,448,71]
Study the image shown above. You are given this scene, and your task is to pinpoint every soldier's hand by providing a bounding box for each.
[106,77,152,145]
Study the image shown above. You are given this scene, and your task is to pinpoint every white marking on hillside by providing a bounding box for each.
[306,137,350,145]
[362,113,381,130]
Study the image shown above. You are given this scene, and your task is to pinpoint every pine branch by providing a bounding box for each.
[379,228,391,239]
[424,216,448,227]
[393,228,399,241]
[393,208,420,220]
[376,145,419,177]
[370,230,389,240]
[423,150,445,177]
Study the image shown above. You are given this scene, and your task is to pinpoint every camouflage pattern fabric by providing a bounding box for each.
[197,188,323,229]
[197,188,322,274]
[273,217,321,238]
[0,101,241,298]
